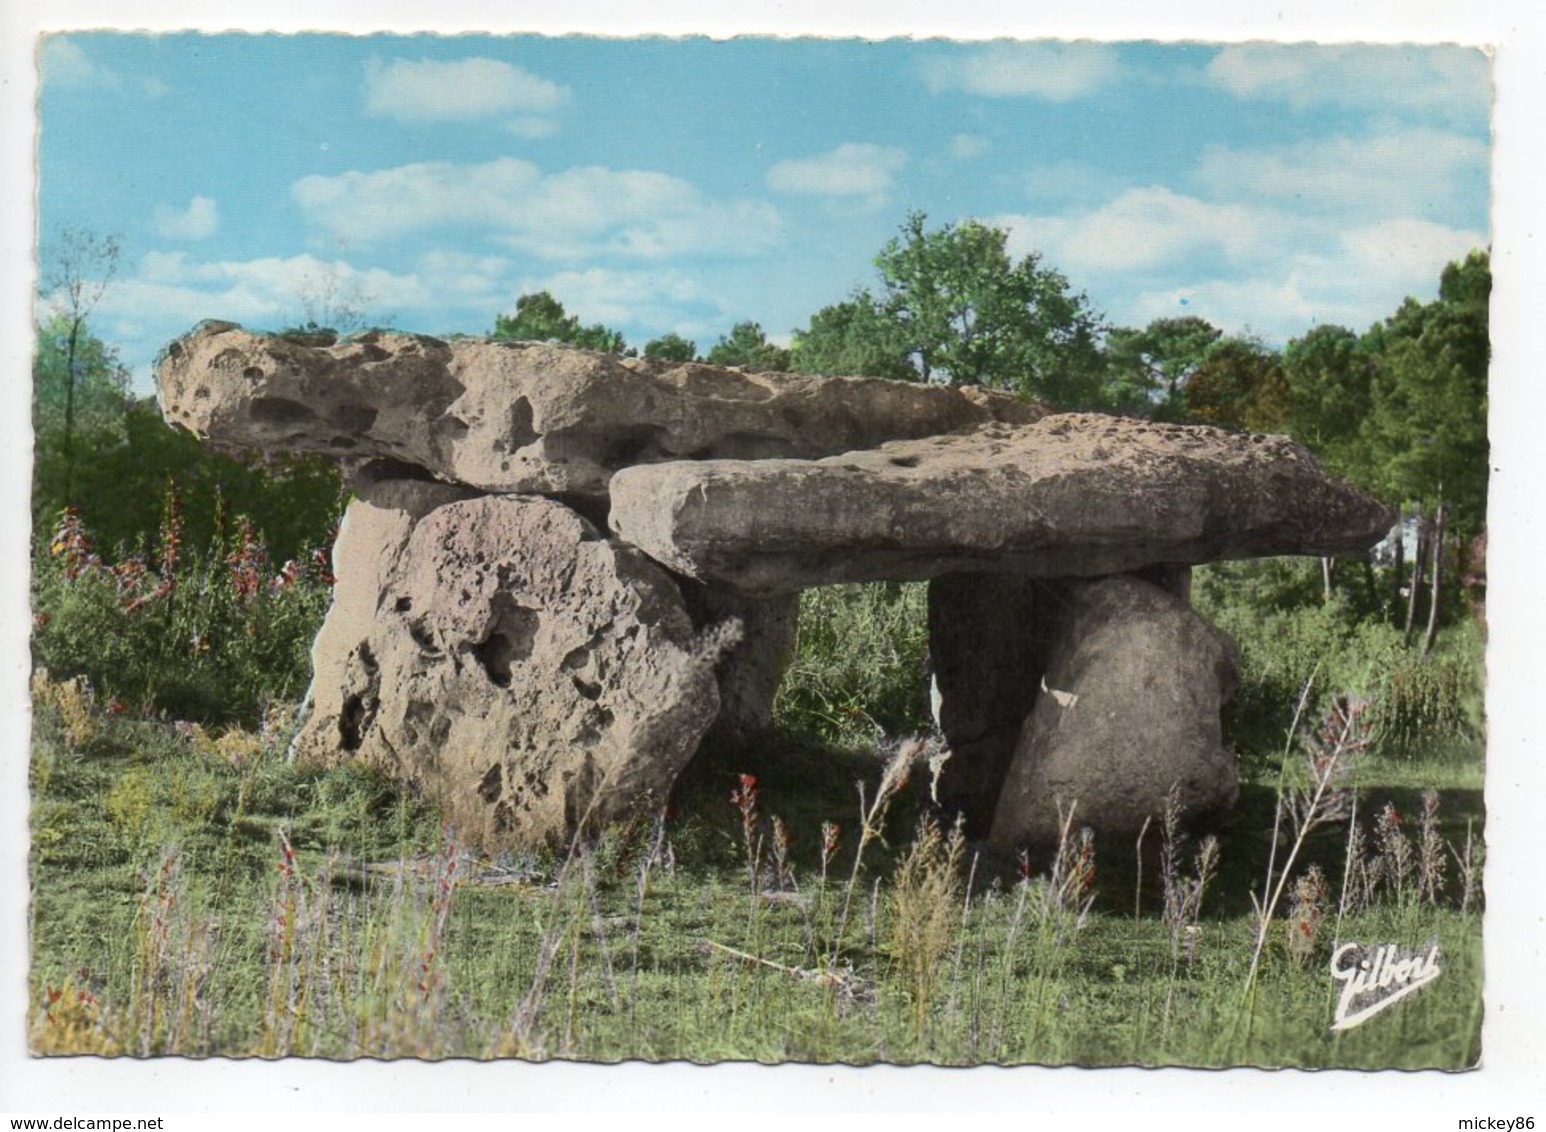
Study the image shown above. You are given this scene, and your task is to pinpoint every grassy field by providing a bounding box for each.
[27,626,1486,1067]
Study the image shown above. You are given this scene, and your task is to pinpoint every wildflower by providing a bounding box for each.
[311,531,337,587]
[771,814,793,890]
[49,507,99,580]
[729,773,758,815]
[272,557,306,591]
[277,834,296,880]
[729,773,761,889]
[227,515,266,600]
[819,820,840,877]
[156,482,184,585]
[1285,865,1329,966]
[111,556,149,603]
[32,612,50,632]
[105,698,126,717]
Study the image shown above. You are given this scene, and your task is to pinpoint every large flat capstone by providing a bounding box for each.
[155,322,1043,503]
[608,415,1396,594]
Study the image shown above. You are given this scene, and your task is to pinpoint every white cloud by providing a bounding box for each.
[1339,218,1489,281]
[518,266,734,334]
[947,134,989,160]
[767,143,907,199]
[506,116,561,140]
[113,252,433,334]
[1204,44,1491,116]
[997,191,1485,341]
[996,187,1274,276]
[1194,128,1490,220]
[923,43,1123,101]
[292,158,781,260]
[364,56,571,131]
[40,37,106,89]
[152,196,220,241]
[414,250,515,302]
[1023,159,1125,202]
[40,36,167,96]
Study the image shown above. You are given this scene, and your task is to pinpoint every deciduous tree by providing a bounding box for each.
[869,212,1105,406]
[789,295,915,380]
[1183,336,1291,433]
[40,227,121,502]
[1102,316,1222,419]
[1361,250,1490,650]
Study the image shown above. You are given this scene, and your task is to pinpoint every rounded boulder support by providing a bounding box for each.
[293,490,724,851]
[988,574,1240,853]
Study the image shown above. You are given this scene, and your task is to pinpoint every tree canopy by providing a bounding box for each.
[1103,316,1223,419]
[493,291,629,354]
[788,294,915,381]
[1183,336,1291,433]
[787,213,1106,405]
[1281,324,1378,483]
[642,332,698,363]
[704,321,790,372]
[867,212,1106,405]
[1360,250,1490,536]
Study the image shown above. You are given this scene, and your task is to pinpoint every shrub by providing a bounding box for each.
[31,491,334,726]
[774,582,930,745]
[1193,558,1484,764]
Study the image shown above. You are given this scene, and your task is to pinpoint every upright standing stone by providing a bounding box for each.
[292,490,726,850]
[926,574,1052,836]
[680,585,799,744]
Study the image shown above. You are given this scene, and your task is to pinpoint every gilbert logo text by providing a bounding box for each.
[1329,939,1441,1031]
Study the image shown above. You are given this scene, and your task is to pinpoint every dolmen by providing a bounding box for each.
[156,322,1395,854]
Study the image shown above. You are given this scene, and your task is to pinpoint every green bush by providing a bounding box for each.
[1193,558,1484,764]
[32,495,333,727]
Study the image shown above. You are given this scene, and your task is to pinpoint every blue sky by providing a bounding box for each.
[37,35,1491,391]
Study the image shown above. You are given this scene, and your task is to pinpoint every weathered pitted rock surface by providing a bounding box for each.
[291,490,725,851]
[987,575,1240,851]
[608,415,1396,594]
[156,323,1043,502]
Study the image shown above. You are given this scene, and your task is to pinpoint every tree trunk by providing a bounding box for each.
[1390,512,1406,623]
[1321,556,1334,604]
[63,317,80,505]
[1422,500,1446,656]
[1362,554,1379,611]
[1403,510,1427,649]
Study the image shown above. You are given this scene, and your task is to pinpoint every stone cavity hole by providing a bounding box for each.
[472,591,540,689]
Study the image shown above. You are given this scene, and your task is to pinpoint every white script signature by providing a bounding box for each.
[1329,940,1442,1032]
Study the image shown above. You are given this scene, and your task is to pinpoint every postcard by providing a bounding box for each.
[5,6,1542,1119]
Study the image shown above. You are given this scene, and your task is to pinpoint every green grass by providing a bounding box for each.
[28,690,1484,1067]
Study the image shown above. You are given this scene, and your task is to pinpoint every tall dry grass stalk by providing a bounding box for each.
[826,736,922,971]
[890,812,966,1041]
[1158,783,1221,967]
[1247,695,1368,987]
[128,847,213,1056]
